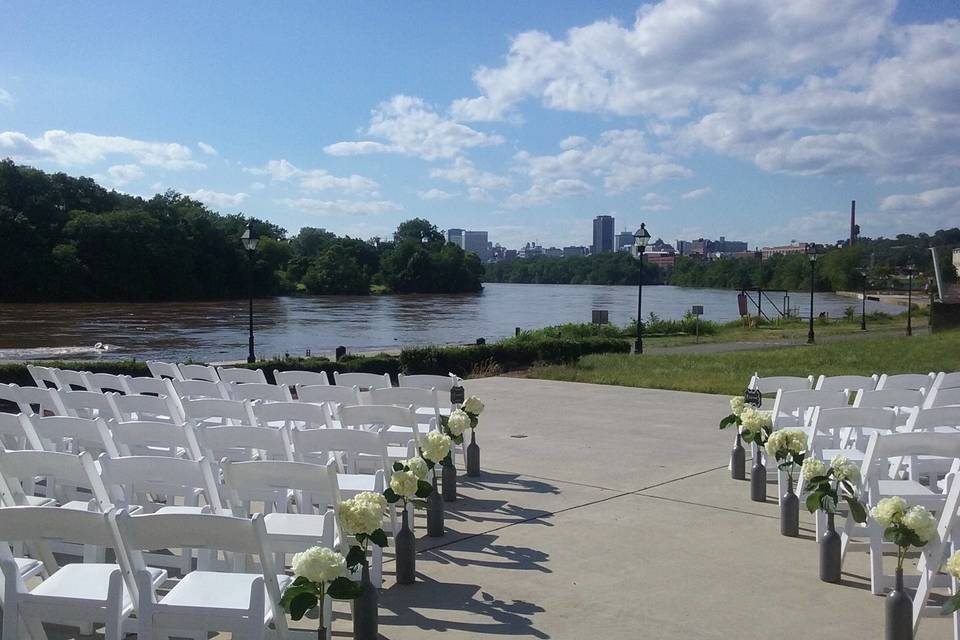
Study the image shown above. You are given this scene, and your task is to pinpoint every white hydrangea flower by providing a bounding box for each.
[338,492,385,536]
[740,408,773,435]
[871,496,908,528]
[406,456,428,481]
[903,505,938,544]
[729,396,746,417]
[765,428,805,459]
[786,429,808,455]
[946,551,960,579]
[446,409,471,437]
[390,469,418,498]
[421,430,452,463]
[830,456,860,483]
[292,546,345,583]
[463,396,484,415]
[802,458,828,481]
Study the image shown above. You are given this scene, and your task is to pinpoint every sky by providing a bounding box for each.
[1,1,959,250]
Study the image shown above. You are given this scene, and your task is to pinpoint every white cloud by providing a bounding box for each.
[640,192,671,212]
[186,189,249,209]
[880,186,960,212]
[106,163,144,185]
[278,197,404,216]
[325,95,504,161]
[0,129,205,170]
[250,181,266,190]
[245,159,379,195]
[468,187,494,203]
[0,89,12,106]
[681,187,712,200]
[505,178,593,209]
[429,157,510,189]
[512,129,690,198]
[416,188,454,201]
[197,142,218,156]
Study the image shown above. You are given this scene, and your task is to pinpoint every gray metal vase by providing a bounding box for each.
[730,431,745,480]
[426,473,444,537]
[820,512,842,583]
[750,457,767,502]
[442,458,457,502]
[885,568,913,640]
[780,476,799,537]
[466,430,480,477]
[352,562,378,640]
[395,508,415,585]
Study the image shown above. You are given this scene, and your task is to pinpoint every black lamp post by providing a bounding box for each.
[633,223,651,354]
[805,243,819,344]
[755,250,763,318]
[906,264,915,337]
[241,223,259,363]
[857,267,868,331]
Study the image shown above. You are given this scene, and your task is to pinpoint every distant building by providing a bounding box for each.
[675,236,748,258]
[712,236,748,254]
[518,242,544,258]
[462,230,490,261]
[563,245,589,258]
[675,240,692,256]
[615,230,635,252]
[446,228,464,247]
[651,238,675,253]
[592,215,615,254]
[761,242,809,258]
[645,252,676,269]
[544,247,563,257]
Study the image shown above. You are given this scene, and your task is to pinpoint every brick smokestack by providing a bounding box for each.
[850,200,856,246]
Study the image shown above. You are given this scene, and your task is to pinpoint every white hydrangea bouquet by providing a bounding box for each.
[384,457,434,507]
[736,406,773,446]
[420,430,453,470]
[462,395,483,427]
[764,428,808,484]
[942,551,960,614]
[801,455,868,523]
[337,492,389,571]
[439,395,483,446]
[871,496,937,572]
[279,546,360,630]
[719,395,747,431]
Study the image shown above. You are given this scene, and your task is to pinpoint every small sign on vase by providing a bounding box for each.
[743,388,762,407]
[450,385,465,404]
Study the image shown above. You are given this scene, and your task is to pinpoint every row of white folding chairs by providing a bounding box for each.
[0,504,313,639]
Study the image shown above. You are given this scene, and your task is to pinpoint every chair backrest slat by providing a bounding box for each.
[217,367,268,385]
[333,372,391,390]
[227,382,292,403]
[178,364,220,382]
[147,361,184,381]
[275,370,330,388]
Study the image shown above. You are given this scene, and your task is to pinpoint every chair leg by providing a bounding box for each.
[24,618,48,640]
[868,526,886,596]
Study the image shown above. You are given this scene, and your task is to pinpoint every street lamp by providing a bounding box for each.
[633,223,651,354]
[906,264,915,337]
[754,250,763,318]
[805,243,819,344]
[241,222,259,363]
[857,267,868,331]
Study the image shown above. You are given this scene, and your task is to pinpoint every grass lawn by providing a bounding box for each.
[525,328,960,396]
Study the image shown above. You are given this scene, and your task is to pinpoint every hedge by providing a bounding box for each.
[0,337,629,385]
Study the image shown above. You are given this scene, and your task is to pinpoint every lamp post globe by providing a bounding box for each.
[805,243,819,345]
[633,223,651,354]
[241,222,259,363]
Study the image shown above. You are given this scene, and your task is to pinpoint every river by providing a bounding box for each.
[0,283,904,362]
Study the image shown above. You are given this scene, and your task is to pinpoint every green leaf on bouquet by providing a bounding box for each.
[288,592,318,620]
[392,461,404,472]
[820,494,838,513]
[383,487,400,504]
[841,480,856,495]
[346,545,367,569]
[418,449,435,470]
[439,415,449,427]
[844,496,867,524]
[411,498,427,508]
[452,434,463,445]
[805,491,823,513]
[942,593,960,615]
[290,575,310,587]
[327,576,363,600]
[719,414,738,430]
[470,416,478,429]
[280,582,315,610]
[369,528,388,548]
[415,480,433,498]
[807,475,830,485]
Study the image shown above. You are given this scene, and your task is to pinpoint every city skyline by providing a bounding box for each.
[2,1,958,250]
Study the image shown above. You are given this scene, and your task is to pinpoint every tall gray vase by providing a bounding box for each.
[820,512,841,583]
[730,431,745,480]
[780,476,799,537]
[442,458,457,502]
[750,455,766,502]
[466,430,480,477]
[886,568,913,640]
[352,562,378,640]
[395,508,415,585]
[426,473,444,537]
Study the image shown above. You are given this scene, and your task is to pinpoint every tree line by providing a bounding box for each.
[0,160,482,302]
[482,251,663,286]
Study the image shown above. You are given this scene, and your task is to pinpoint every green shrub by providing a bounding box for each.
[625,312,719,336]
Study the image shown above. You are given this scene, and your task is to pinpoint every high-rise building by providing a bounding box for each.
[563,245,589,257]
[615,230,635,252]
[462,230,490,261]
[446,228,464,248]
[592,215,615,254]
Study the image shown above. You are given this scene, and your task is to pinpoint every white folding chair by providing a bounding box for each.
[843,431,960,594]
[911,472,960,638]
[54,369,94,391]
[0,384,68,417]
[370,386,439,435]
[854,388,925,412]
[928,388,960,409]
[122,375,177,397]
[78,373,128,395]
[877,373,935,391]
[178,364,220,383]
[0,449,106,511]
[107,392,184,425]
[296,384,361,424]
[398,373,462,392]
[26,364,64,390]
[333,371,391,392]
[338,405,419,465]
[0,506,166,640]
[110,420,201,459]
[274,369,330,390]
[113,510,289,640]
[173,379,229,401]
[180,397,255,428]
[146,361,183,381]
[195,424,293,464]
[25,414,119,457]
[59,390,117,423]
[815,374,878,393]
[226,382,292,403]
[217,366,268,385]
[251,401,327,431]
[0,413,42,451]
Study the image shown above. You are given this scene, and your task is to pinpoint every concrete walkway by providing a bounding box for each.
[308,376,950,639]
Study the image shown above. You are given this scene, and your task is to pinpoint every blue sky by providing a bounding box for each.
[2,1,959,250]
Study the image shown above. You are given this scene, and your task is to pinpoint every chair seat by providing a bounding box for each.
[263,512,329,543]
[877,480,941,501]
[386,445,411,460]
[159,570,292,619]
[23,495,55,507]
[820,449,866,463]
[153,505,210,515]
[59,499,97,511]
[31,564,165,608]
[337,473,378,496]
[387,424,432,435]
